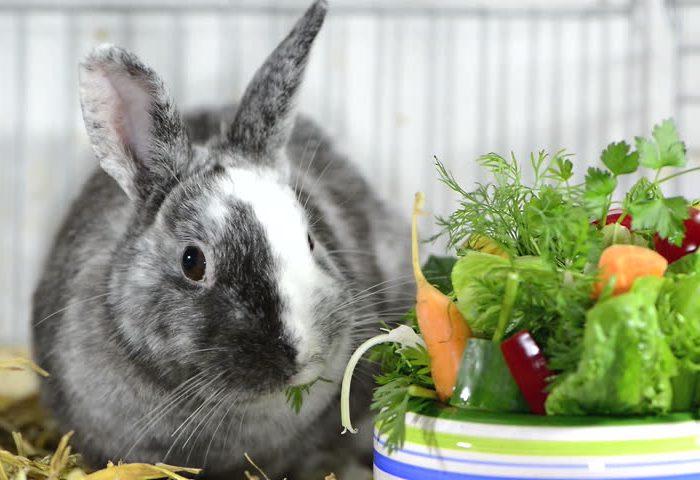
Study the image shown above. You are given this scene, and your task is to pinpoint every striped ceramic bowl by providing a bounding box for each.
[374,407,700,479]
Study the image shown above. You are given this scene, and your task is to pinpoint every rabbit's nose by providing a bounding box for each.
[288,348,325,385]
[278,337,297,364]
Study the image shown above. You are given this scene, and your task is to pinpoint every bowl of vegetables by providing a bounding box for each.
[341,119,700,479]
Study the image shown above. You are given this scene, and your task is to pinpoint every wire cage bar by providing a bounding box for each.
[0,0,658,345]
[668,0,700,156]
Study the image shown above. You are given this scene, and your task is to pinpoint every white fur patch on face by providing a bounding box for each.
[206,196,229,228]
[214,166,324,374]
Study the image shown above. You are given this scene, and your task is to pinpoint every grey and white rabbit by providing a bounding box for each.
[32,1,410,477]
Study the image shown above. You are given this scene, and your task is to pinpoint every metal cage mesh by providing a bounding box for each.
[0,0,689,344]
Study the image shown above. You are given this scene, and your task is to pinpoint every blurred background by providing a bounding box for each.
[0,0,698,346]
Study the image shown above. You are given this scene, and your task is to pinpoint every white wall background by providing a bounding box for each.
[0,0,697,345]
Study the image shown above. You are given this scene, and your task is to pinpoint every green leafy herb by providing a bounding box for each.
[623,177,662,213]
[371,344,434,453]
[524,186,594,269]
[593,119,690,244]
[635,119,687,169]
[478,151,523,185]
[600,141,639,175]
[436,157,529,255]
[285,377,331,414]
[629,197,689,246]
[584,168,617,222]
[436,151,592,266]
[546,151,574,184]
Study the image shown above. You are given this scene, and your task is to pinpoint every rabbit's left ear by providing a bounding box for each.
[79,45,191,201]
[224,0,327,165]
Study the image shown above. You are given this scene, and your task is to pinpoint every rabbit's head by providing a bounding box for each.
[78,1,348,404]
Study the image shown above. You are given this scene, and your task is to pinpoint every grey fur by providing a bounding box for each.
[225,0,327,161]
[32,1,410,478]
[79,44,192,201]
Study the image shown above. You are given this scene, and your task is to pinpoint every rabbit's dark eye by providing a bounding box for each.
[182,246,206,281]
[307,233,314,252]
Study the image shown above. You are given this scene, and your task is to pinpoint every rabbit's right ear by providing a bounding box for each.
[79,45,191,201]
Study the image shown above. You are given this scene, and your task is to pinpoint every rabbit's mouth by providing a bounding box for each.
[288,350,327,387]
[288,366,324,388]
[233,333,347,414]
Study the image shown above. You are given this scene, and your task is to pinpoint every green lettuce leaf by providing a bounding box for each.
[657,274,700,371]
[451,251,510,332]
[656,271,700,411]
[452,252,556,338]
[422,255,457,294]
[546,287,676,415]
[667,252,700,275]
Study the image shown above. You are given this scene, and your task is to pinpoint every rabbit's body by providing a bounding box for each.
[32,2,409,477]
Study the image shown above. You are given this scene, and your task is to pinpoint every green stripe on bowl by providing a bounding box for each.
[403,426,700,456]
[414,404,698,427]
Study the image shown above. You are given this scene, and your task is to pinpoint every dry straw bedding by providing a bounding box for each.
[0,350,337,480]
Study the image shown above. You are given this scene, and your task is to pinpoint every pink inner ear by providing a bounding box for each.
[99,67,154,164]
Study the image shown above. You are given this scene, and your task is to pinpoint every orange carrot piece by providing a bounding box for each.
[412,193,471,401]
[593,244,668,298]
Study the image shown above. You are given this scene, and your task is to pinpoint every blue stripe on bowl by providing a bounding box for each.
[373,450,700,480]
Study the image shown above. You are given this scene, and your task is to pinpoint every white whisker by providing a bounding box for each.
[34,293,110,326]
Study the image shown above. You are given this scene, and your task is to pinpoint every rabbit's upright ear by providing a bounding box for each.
[79,45,191,201]
[224,0,326,167]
